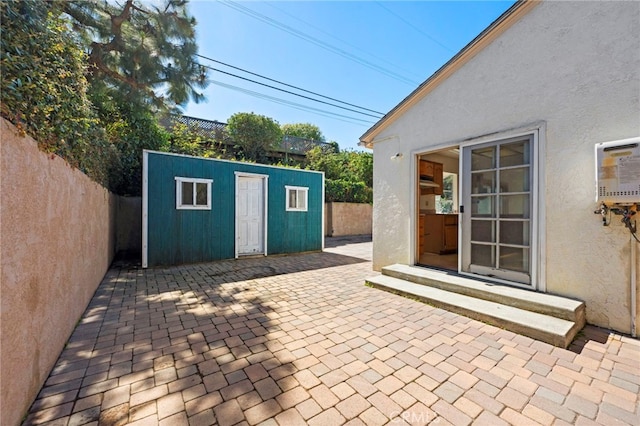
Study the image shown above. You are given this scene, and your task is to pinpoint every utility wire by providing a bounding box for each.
[197,62,384,119]
[196,53,385,116]
[375,2,454,53]
[264,1,425,82]
[219,0,419,86]
[208,79,376,126]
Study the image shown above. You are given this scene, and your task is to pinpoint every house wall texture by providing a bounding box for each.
[1,119,116,426]
[325,202,372,237]
[370,1,640,333]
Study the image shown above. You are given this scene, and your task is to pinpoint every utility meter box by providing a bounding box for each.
[596,137,640,204]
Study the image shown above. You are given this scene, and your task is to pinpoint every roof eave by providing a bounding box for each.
[359,0,540,149]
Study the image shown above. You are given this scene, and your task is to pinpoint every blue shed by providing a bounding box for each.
[142,150,324,267]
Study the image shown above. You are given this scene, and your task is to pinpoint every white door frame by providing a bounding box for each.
[459,124,545,291]
[235,172,269,258]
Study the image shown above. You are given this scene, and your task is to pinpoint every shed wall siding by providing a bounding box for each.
[146,152,322,266]
[371,1,640,333]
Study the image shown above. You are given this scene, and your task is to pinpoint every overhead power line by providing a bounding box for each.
[196,54,385,117]
[264,1,425,82]
[219,0,420,86]
[208,78,376,126]
[375,2,454,53]
[198,62,382,119]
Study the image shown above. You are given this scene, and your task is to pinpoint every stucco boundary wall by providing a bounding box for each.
[325,202,372,237]
[1,118,117,426]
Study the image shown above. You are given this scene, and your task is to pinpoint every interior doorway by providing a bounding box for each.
[416,148,460,272]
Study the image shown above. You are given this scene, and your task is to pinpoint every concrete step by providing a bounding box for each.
[366,272,584,348]
[382,264,585,325]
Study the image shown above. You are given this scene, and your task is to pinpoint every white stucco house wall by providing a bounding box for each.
[360,0,640,335]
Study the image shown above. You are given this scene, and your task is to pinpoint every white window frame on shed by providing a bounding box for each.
[175,177,213,210]
[285,185,308,211]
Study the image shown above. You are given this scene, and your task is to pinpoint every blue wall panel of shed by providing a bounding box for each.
[146,152,323,266]
[264,168,323,255]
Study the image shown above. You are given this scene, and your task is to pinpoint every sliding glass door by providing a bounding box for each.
[461,136,534,286]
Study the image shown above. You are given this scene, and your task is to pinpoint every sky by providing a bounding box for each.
[182,1,516,151]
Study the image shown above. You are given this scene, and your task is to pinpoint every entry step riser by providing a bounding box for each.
[382,264,585,326]
[366,274,584,348]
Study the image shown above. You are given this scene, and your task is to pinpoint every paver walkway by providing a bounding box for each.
[25,236,639,425]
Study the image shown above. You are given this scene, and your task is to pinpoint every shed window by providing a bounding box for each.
[286,186,308,211]
[175,177,212,210]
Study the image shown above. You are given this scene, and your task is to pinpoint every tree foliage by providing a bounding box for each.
[343,150,373,188]
[93,93,169,195]
[166,121,226,159]
[325,180,372,204]
[0,0,119,187]
[62,0,208,111]
[306,146,373,203]
[1,0,370,200]
[306,147,372,184]
[1,0,211,194]
[281,122,325,142]
[226,112,283,162]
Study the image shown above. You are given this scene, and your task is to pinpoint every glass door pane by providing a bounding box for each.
[462,136,533,285]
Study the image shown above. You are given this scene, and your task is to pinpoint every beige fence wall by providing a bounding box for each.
[325,202,372,237]
[1,119,117,426]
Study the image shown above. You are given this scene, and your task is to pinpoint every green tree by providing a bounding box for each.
[307,148,372,182]
[344,150,373,188]
[62,0,210,193]
[306,146,343,180]
[1,0,91,148]
[325,179,372,203]
[166,120,225,159]
[326,141,340,153]
[0,0,119,188]
[226,112,282,162]
[1,0,210,195]
[93,92,169,195]
[306,147,373,203]
[61,0,208,111]
[281,122,325,142]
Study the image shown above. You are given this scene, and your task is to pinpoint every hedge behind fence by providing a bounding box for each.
[325,179,373,204]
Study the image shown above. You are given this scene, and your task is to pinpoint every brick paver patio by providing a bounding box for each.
[24,236,639,425]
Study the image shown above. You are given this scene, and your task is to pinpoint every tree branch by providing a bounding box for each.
[110,0,133,32]
[87,42,151,94]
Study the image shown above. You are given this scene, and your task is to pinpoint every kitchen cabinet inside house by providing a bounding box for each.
[417,151,459,271]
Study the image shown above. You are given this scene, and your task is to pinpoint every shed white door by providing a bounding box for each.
[461,135,535,286]
[236,176,265,256]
